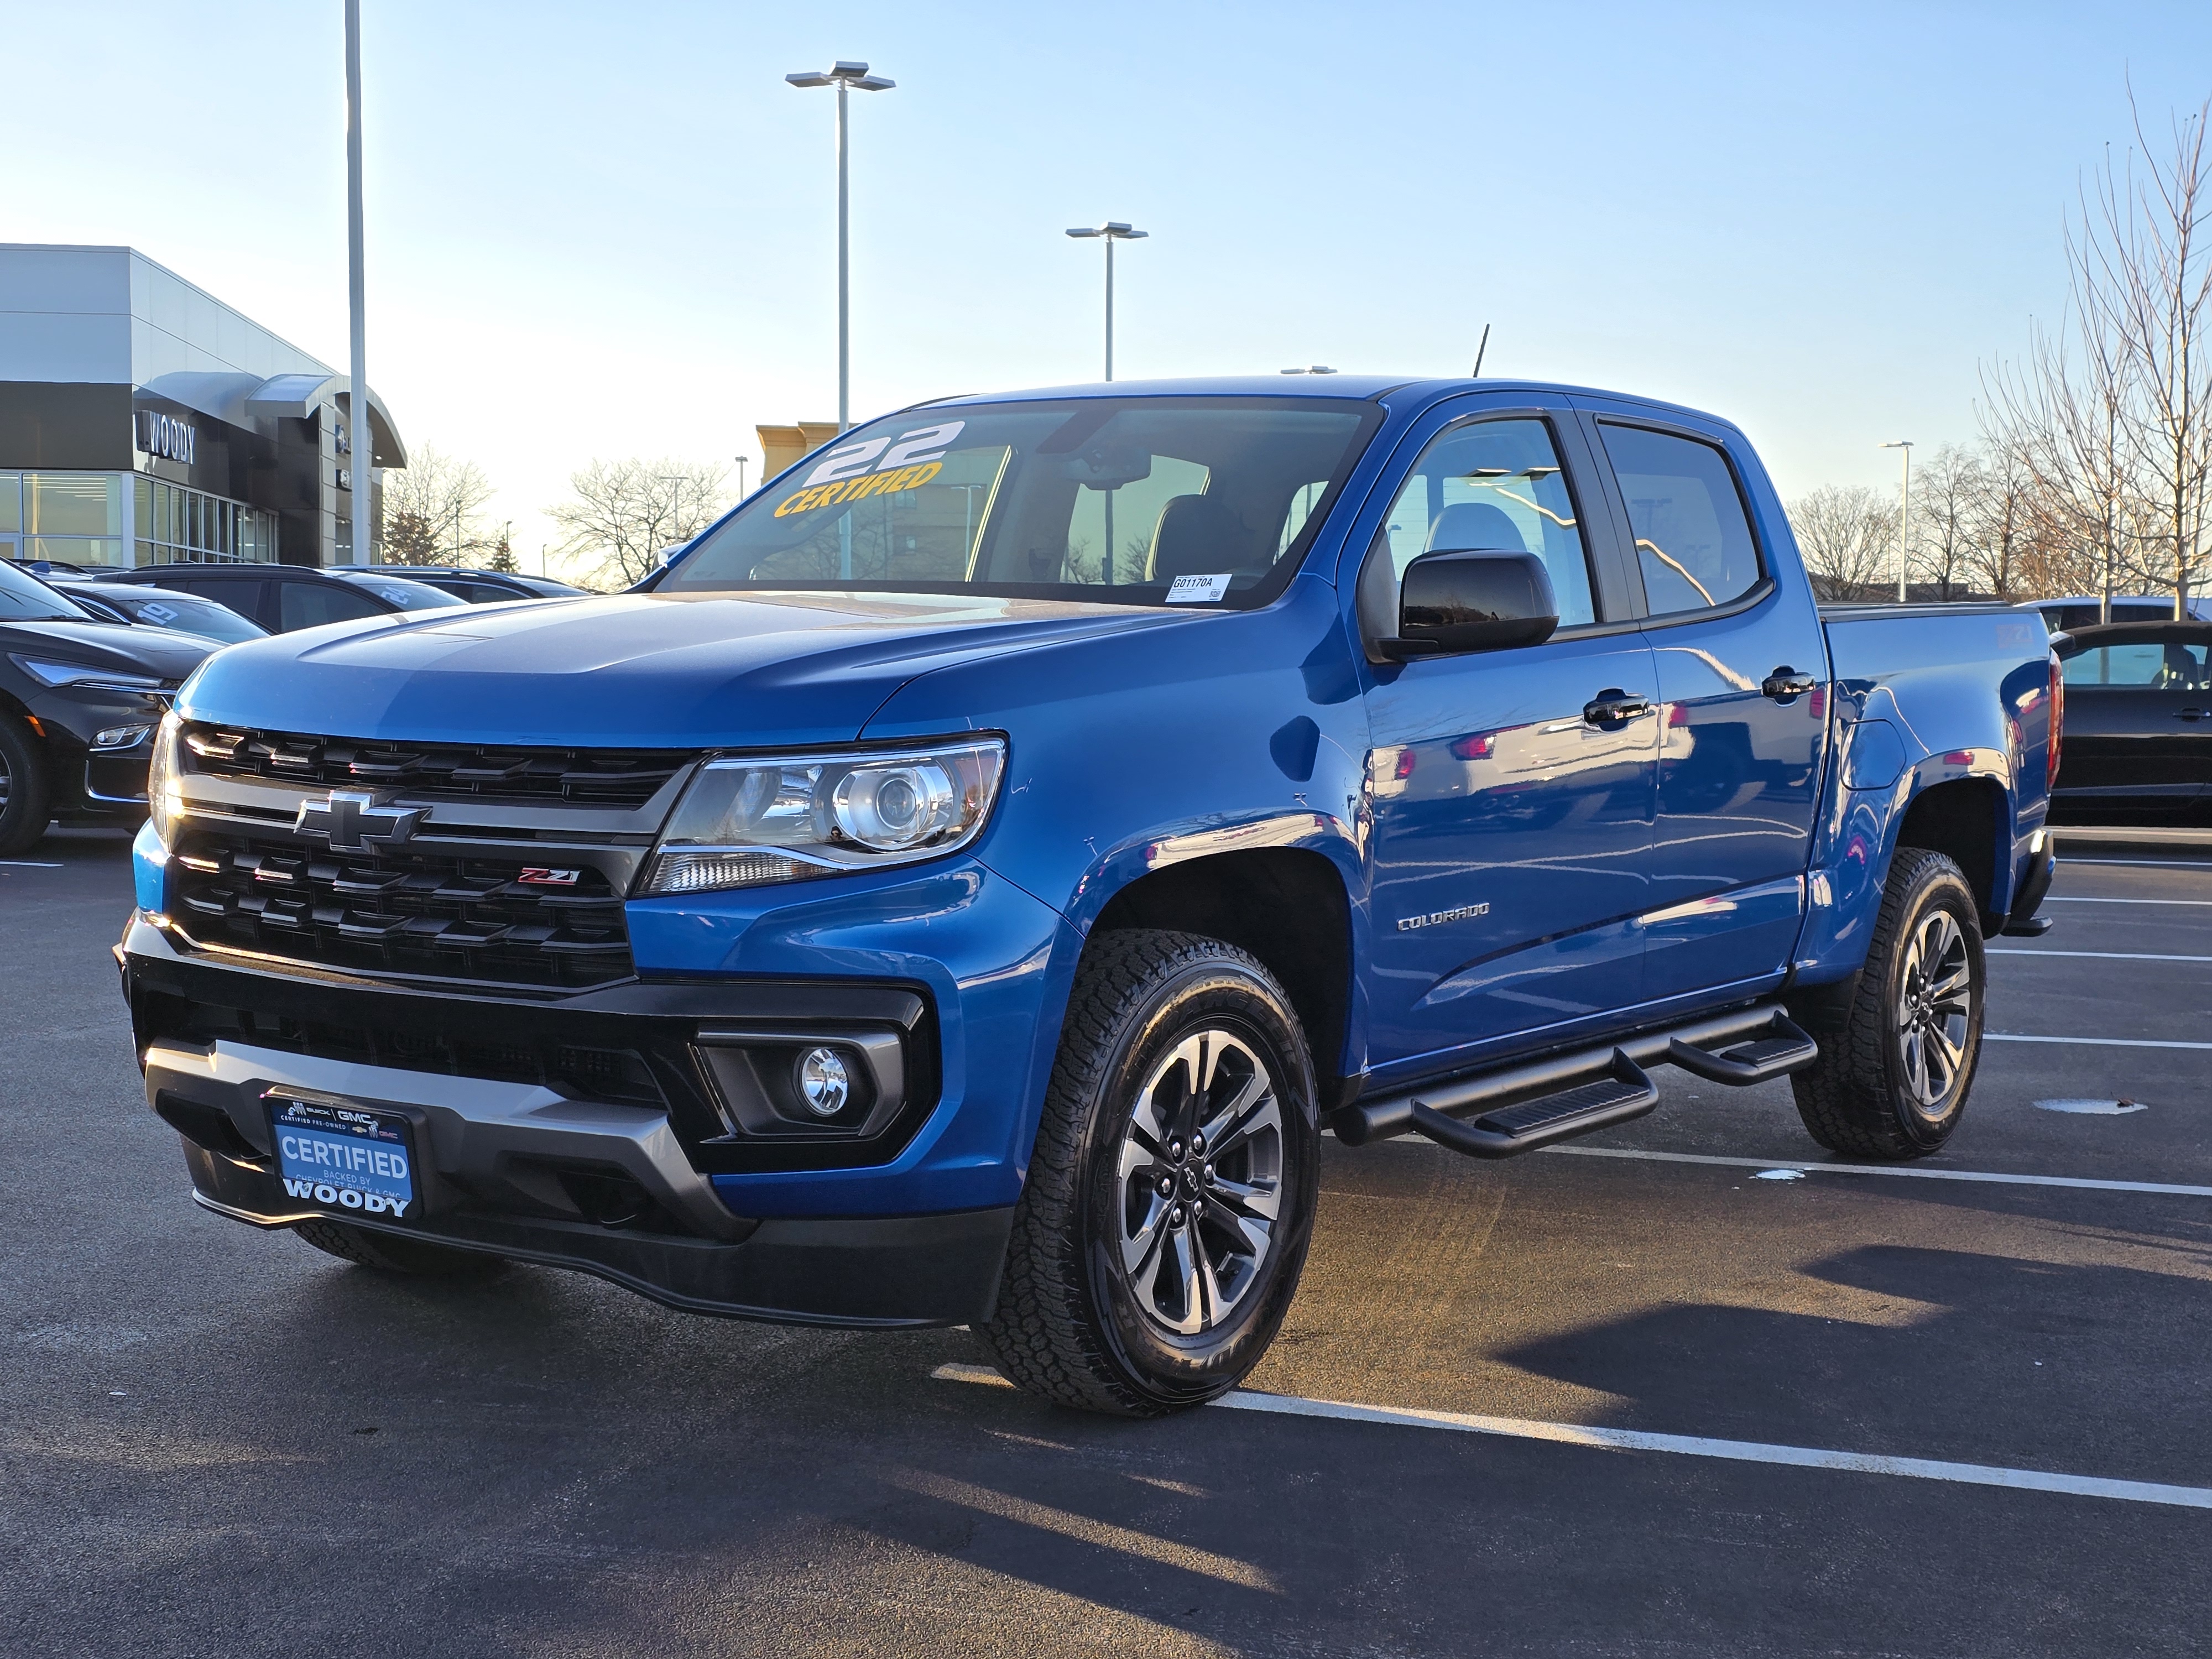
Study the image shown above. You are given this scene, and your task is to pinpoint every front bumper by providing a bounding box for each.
[142,1019,1015,1328]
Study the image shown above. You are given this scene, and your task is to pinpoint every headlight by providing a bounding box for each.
[641,737,1006,896]
[146,711,184,848]
[8,655,168,694]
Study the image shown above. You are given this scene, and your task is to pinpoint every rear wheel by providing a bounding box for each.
[1789,847,1986,1160]
[0,717,52,857]
[294,1218,509,1279]
[979,930,1319,1415]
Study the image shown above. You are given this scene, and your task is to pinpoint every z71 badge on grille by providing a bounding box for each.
[518,867,582,886]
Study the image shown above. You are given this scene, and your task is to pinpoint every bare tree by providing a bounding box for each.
[1912,443,1984,599]
[549,459,731,587]
[1962,432,2034,599]
[377,445,497,566]
[2101,93,2212,616]
[1788,484,1897,600]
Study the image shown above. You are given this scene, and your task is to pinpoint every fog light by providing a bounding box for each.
[795,1047,851,1117]
[93,724,152,750]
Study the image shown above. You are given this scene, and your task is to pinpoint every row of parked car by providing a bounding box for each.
[0,559,585,854]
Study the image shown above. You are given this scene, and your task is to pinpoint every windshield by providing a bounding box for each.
[104,586,268,642]
[0,561,92,623]
[661,396,1380,607]
[337,573,468,612]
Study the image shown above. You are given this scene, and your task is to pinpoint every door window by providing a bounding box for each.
[2063,639,2211,689]
[1599,425,1763,615]
[1375,418,1598,627]
[280,580,383,630]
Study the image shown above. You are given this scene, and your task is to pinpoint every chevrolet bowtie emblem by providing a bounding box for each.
[295,789,423,852]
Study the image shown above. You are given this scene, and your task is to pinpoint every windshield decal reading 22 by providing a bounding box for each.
[773,421,966,519]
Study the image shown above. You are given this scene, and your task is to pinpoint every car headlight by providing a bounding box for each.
[8,655,168,694]
[641,737,1006,895]
[146,711,184,848]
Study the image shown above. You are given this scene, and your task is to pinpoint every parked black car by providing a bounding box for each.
[53,580,270,644]
[327,564,588,603]
[93,563,466,633]
[0,562,213,854]
[2051,620,2212,822]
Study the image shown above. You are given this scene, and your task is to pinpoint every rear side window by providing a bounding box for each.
[280,580,383,630]
[2063,639,2211,689]
[1599,424,1764,616]
[1376,418,1598,627]
[160,577,264,622]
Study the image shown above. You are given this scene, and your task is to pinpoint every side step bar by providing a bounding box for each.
[1334,1004,1819,1160]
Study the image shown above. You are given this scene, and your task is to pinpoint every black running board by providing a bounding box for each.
[1334,1003,1819,1159]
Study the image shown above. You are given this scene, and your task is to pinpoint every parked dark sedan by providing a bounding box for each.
[93,562,465,633]
[0,562,213,854]
[2051,620,2212,822]
[327,564,588,603]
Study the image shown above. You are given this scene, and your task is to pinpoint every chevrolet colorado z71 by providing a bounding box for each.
[119,377,2060,1415]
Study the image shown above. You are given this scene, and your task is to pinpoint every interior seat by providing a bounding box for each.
[1426,500,1528,554]
[1147,495,1255,581]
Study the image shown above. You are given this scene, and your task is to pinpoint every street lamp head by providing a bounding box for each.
[789,61,894,90]
[1068,222,1147,241]
[1879,439,1914,449]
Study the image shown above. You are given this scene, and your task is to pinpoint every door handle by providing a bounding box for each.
[2177,709,2206,721]
[1762,666,1820,701]
[1583,689,1652,726]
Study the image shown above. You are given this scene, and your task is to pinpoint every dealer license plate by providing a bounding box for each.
[267,1096,420,1223]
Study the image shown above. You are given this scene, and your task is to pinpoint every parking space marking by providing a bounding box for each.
[1989,949,2212,962]
[930,1366,2212,1511]
[0,860,64,868]
[1540,1144,2212,1197]
[1987,1033,2212,1050]
[2042,896,2212,907]
[2059,858,2212,870]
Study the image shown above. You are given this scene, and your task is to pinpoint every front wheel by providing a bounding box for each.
[978,930,1320,1415]
[1789,847,1987,1160]
[0,717,52,857]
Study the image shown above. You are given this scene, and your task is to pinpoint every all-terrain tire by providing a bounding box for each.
[1788,847,1987,1160]
[978,930,1320,1416]
[0,716,53,857]
[294,1218,510,1279]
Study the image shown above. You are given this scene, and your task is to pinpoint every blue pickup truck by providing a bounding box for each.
[119,377,2060,1415]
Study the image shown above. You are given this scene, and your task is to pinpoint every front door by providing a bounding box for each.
[1580,413,1829,1001]
[1362,411,1660,1077]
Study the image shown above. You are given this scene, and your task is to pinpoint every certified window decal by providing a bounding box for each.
[774,421,966,518]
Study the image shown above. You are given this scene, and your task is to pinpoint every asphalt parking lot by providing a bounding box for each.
[6,831,2209,1658]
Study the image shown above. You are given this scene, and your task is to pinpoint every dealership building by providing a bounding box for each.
[0,244,404,571]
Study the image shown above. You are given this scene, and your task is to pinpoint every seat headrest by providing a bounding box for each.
[1147,494,1254,581]
[1426,501,1527,555]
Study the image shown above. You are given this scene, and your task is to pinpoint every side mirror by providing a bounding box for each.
[1383,549,1559,659]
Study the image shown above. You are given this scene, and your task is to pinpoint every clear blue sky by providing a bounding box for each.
[8,2,2211,569]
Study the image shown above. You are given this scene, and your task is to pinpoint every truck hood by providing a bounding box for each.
[176,590,1188,747]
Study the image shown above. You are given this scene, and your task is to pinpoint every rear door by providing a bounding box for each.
[275,577,384,632]
[1359,401,1660,1074]
[1574,406,1829,1003]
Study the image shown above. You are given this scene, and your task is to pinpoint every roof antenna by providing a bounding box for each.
[1471,323,1491,378]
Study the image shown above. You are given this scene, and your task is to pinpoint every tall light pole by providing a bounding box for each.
[786,61,894,431]
[1880,440,1914,602]
[658,474,686,553]
[1065,222,1147,382]
[344,0,368,565]
[734,455,749,500]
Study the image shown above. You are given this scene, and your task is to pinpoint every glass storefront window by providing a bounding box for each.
[26,473,121,535]
[0,472,19,533]
[25,537,124,568]
[132,473,278,566]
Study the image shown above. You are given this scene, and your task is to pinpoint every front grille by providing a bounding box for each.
[184,724,688,809]
[172,829,633,988]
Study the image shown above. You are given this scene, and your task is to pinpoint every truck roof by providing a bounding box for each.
[918,374,1730,428]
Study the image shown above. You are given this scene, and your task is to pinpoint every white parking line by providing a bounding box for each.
[2060,858,2212,869]
[0,860,64,869]
[1540,1144,2212,1197]
[1987,1033,2212,1051]
[1989,949,2212,962]
[2042,896,2212,907]
[929,1365,2212,1512]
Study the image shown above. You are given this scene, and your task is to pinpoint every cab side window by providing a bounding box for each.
[1598,424,1763,616]
[279,580,382,630]
[1376,418,1598,627]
